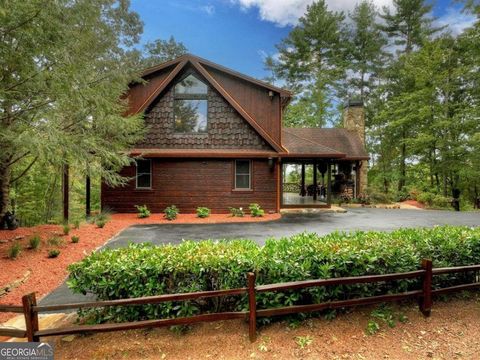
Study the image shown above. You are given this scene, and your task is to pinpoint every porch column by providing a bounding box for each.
[300,163,306,196]
[326,162,332,206]
[313,162,318,201]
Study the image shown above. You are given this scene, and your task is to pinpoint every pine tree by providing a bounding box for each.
[266,0,348,127]
[142,36,187,68]
[0,0,145,218]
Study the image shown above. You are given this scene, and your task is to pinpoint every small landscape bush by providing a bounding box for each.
[96,219,107,228]
[63,224,71,235]
[229,207,244,217]
[48,249,60,258]
[73,219,81,229]
[196,207,211,218]
[67,226,480,324]
[367,190,392,204]
[71,236,80,244]
[48,236,64,247]
[164,205,179,220]
[135,205,151,218]
[432,195,451,209]
[29,234,41,250]
[7,242,21,259]
[417,192,435,206]
[249,203,264,217]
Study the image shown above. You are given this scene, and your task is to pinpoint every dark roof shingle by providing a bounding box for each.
[282,128,369,160]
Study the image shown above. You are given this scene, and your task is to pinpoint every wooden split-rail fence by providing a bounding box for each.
[1,259,480,343]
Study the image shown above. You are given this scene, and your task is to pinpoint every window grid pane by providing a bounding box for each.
[136,160,151,188]
[235,160,251,189]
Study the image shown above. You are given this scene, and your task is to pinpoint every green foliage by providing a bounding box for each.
[71,236,80,244]
[295,336,313,349]
[68,226,480,324]
[48,249,60,258]
[164,205,179,221]
[48,236,64,247]
[249,203,264,217]
[141,36,187,68]
[196,207,211,218]
[0,0,145,218]
[29,234,41,250]
[366,304,409,334]
[366,320,380,335]
[366,190,392,204]
[63,224,71,236]
[7,242,21,259]
[96,219,107,228]
[228,207,245,217]
[135,205,151,218]
[73,220,81,230]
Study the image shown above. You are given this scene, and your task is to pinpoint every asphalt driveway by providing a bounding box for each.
[40,208,479,307]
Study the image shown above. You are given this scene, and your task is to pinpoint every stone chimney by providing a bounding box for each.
[343,100,367,194]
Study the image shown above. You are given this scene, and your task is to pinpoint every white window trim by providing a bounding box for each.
[136,159,152,189]
[234,160,252,190]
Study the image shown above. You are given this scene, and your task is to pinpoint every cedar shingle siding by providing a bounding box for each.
[137,85,272,150]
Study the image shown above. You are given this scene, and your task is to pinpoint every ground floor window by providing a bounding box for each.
[136,159,152,189]
[234,160,251,190]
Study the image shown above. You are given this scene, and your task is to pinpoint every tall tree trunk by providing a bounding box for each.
[0,160,11,218]
[398,129,407,191]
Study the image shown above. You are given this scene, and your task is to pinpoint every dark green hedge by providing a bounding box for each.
[67,226,480,323]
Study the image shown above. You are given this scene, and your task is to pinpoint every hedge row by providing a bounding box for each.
[67,226,480,323]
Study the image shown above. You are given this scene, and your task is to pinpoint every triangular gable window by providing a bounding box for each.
[174,74,208,133]
[175,74,208,95]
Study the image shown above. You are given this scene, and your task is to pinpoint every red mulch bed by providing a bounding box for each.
[0,213,280,323]
[402,200,426,209]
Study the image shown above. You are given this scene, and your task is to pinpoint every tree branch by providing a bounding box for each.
[10,157,38,184]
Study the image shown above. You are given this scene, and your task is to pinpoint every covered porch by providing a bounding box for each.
[281,160,363,208]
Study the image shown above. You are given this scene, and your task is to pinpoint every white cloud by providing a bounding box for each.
[231,0,476,37]
[434,7,476,36]
[201,4,216,16]
[231,0,393,27]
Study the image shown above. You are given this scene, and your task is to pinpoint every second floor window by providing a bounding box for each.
[174,74,208,133]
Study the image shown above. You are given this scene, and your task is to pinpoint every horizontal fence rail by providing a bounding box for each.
[1,259,479,343]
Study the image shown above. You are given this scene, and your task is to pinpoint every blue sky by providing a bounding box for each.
[131,0,476,80]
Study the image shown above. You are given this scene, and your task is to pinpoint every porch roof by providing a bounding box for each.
[282,128,369,160]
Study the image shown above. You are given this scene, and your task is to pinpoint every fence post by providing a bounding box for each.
[22,293,39,342]
[420,259,433,317]
[247,272,257,342]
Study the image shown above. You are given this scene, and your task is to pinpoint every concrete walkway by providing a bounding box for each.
[40,208,479,307]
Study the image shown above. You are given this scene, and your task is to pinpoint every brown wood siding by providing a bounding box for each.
[126,66,174,115]
[205,65,282,146]
[101,159,277,213]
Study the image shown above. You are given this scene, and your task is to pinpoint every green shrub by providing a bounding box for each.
[73,219,81,229]
[228,207,244,217]
[48,236,64,247]
[196,207,211,218]
[135,205,151,218]
[67,226,480,324]
[48,249,60,258]
[394,190,410,202]
[432,195,451,208]
[164,205,179,220]
[249,203,264,217]
[96,219,107,228]
[417,192,435,206]
[368,191,392,204]
[71,236,80,244]
[7,242,21,259]
[63,224,71,235]
[29,234,41,250]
